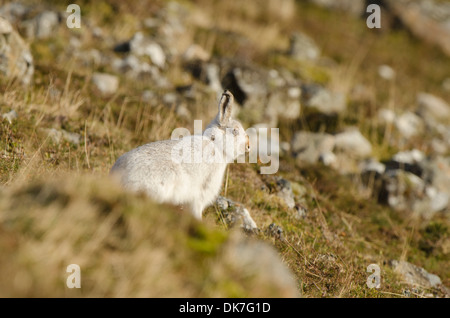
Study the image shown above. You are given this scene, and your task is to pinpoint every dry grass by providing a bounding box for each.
[0,0,449,298]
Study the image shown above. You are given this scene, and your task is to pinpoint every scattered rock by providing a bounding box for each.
[385,0,450,57]
[395,111,425,139]
[182,44,210,62]
[417,92,450,123]
[265,86,301,126]
[291,131,335,164]
[2,110,18,124]
[0,16,34,85]
[23,11,60,39]
[334,129,372,159]
[222,233,300,297]
[389,260,444,290]
[43,128,81,145]
[360,158,386,175]
[378,64,396,80]
[0,2,30,24]
[129,32,166,68]
[301,84,347,115]
[288,32,321,61]
[265,223,284,240]
[377,108,396,125]
[274,177,296,209]
[215,196,258,231]
[392,149,425,165]
[379,170,425,211]
[92,72,119,96]
[112,55,159,80]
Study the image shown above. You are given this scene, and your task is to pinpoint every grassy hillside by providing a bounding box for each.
[0,0,449,297]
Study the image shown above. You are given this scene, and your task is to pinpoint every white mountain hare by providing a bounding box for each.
[110,90,250,220]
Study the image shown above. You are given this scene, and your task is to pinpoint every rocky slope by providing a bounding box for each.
[0,0,449,297]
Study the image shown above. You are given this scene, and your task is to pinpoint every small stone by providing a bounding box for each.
[295,204,308,219]
[25,11,60,39]
[275,177,296,209]
[130,32,166,68]
[377,108,396,125]
[319,151,337,166]
[359,158,386,175]
[2,110,18,124]
[0,16,34,85]
[215,196,258,231]
[395,112,425,139]
[417,92,450,122]
[392,149,425,165]
[291,131,335,164]
[301,84,347,115]
[378,65,396,80]
[182,44,210,62]
[334,129,372,159]
[390,260,443,289]
[288,32,321,61]
[266,223,284,240]
[92,72,119,96]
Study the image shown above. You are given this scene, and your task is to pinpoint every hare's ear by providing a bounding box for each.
[218,90,233,126]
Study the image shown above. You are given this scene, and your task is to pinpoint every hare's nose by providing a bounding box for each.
[245,135,250,152]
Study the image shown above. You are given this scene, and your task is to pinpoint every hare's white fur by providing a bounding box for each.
[110,90,249,220]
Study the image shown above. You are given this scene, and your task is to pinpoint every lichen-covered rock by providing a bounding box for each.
[334,129,372,159]
[92,72,119,96]
[301,83,347,115]
[288,32,321,61]
[389,260,446,291]
[291,131,335,165]
[23,10,60,39]
[215,196,258,231]
[0,16,33,85]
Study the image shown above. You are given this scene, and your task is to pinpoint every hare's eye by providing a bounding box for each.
[232,128,239,136]
[211,134,215,141]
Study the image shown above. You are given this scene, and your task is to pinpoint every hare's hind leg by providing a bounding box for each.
[190,201,203,220]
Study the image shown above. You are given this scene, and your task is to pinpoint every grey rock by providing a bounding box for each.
[417,92,450,123]
[274,177,296,209]
[319,151,337,167]
[381,170,425,211]
[0,16,34,85]
[385,0,450,56]
[425,187,449,213]
[378,65,396,80]
[265,223,284,240]
[395,111,425,139]
[215,196,258,231]
[2,110,18,124]
[24,11,60,39]
[302,84,347,115]
[130,32,166,68]
[288,32,321,61]
[43,128,81,145]
[92,72,119,96]
[390,260,443,289]
[291,131,335,164]
[392,149,425,165]
[182,44,210,62]
[377,108,396,125]
[265,86,301,126]
[0,2,30,24]
[360,159,386,175]
[334,129,372,159]
[112,55,159,80]
[222,233,300,297]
